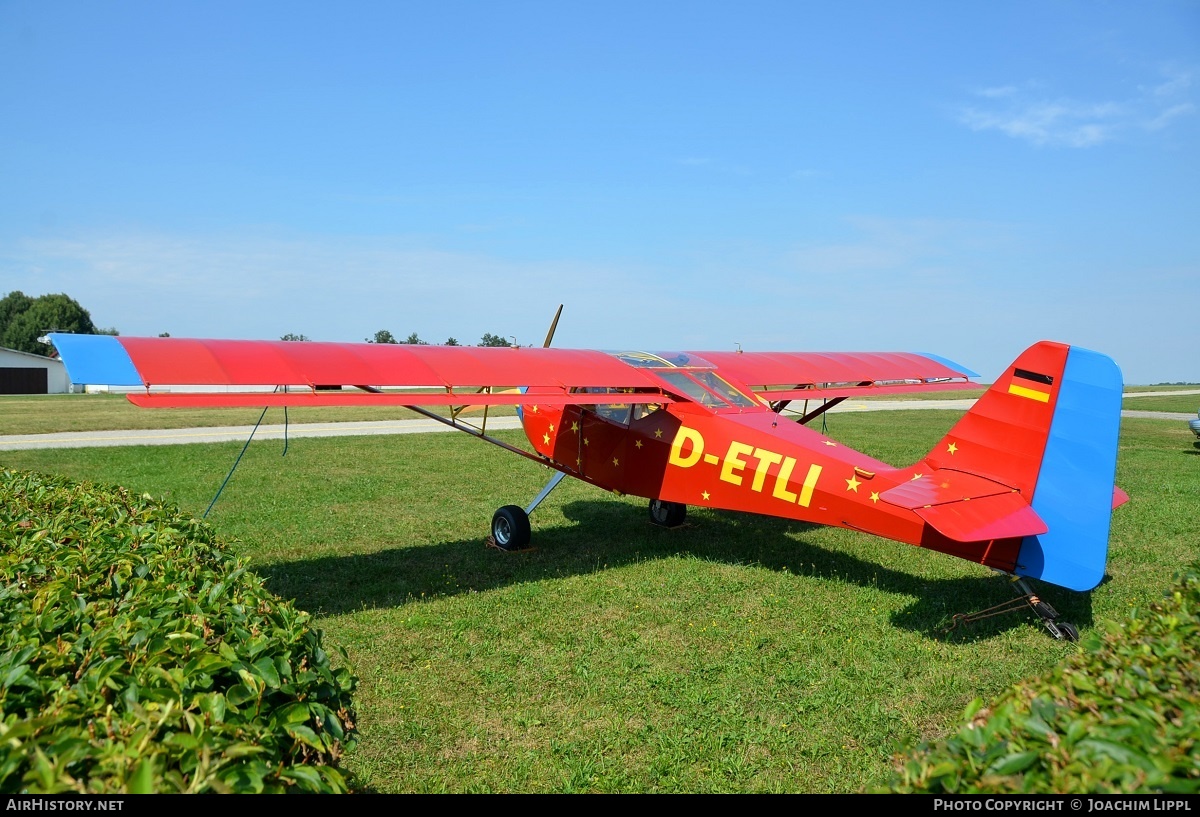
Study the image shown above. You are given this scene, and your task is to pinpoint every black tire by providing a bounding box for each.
[1058,621,1080,642]
[491,505,531,550]
[648,499,686,528]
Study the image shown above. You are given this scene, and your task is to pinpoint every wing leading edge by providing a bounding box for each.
[49,334,982,409]
[49,334,676,409]
[51,333,979,405]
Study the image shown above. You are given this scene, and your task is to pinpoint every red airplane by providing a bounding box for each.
[49,314,1127,641]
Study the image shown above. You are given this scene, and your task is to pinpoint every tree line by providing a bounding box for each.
[284,330,513,347]
[1,290,515,356]
[0,292,117,356]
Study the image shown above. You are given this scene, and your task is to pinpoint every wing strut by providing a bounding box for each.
[782,396,848,426]
[401,404,556,468]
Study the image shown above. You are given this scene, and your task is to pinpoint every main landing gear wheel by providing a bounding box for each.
[491,505,531,551]
[648,499,687,528]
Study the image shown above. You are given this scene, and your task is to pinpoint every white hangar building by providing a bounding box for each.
[0,346,72,394]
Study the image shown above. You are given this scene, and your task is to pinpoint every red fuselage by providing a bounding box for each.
[516,369,1022,574]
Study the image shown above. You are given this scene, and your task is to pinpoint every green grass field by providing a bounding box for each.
[0,392,518,436]
[1121,393,1200,414]
[2,395,1197,793]
[3,385,1196,436]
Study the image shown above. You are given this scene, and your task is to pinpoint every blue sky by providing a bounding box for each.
[2,1,1197,384]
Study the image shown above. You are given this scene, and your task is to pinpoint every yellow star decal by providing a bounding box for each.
[823,440,838,447]
[654,428,663,438]
[612,457,619,467]
[584,438,590,446]
[542,433,550,444]
[845,475,861,492]
[911,473,923,481]
[701,490,710,501]
[634,439,643,449]
[570,421,579,433]
[549,423,555,432]
[530,405,539,413]
[870,492,879,503]
[947,442,958,455]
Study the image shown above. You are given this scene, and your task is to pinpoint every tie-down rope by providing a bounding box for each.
[203,400,289,518]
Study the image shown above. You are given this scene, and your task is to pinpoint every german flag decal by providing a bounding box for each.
[1008,368,1053,402]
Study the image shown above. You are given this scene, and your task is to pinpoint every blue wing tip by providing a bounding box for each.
[916,352,980,380]
[49,333,143,387]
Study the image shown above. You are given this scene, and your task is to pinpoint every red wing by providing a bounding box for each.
[50,335,979,409]
[689,350,978,401]
[125,390,678,409]
[50,334,676,408]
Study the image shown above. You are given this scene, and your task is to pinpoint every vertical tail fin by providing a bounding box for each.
[921,341,1124,591]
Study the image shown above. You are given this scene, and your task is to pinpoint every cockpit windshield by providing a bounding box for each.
[606,350,758,409]
[607,351,717,370]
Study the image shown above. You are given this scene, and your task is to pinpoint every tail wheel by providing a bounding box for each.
[649,499,687,528]
[491,505,531,550]
[1044,619,1081,642]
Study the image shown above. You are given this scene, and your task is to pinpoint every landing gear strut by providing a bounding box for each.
[488,470,567,552]
[947,576,1080,642]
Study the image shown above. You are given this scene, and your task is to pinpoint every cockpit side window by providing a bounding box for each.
[653,371,758,409]
[690,371,758,408]
[655,371,728,407]
[572,387,627,424]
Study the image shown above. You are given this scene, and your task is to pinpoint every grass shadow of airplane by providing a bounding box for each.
[259,497,1096,643]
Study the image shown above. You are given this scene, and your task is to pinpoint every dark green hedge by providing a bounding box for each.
[0,469,359,794]
[880,563,1200,794]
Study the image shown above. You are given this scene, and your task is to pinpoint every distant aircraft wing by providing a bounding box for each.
[685,350,979,401]
[48,334,678,409]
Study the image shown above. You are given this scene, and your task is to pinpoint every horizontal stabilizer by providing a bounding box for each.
[879,468,1019,510]
[913,493,1047,541]
[880,468,1046,542]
